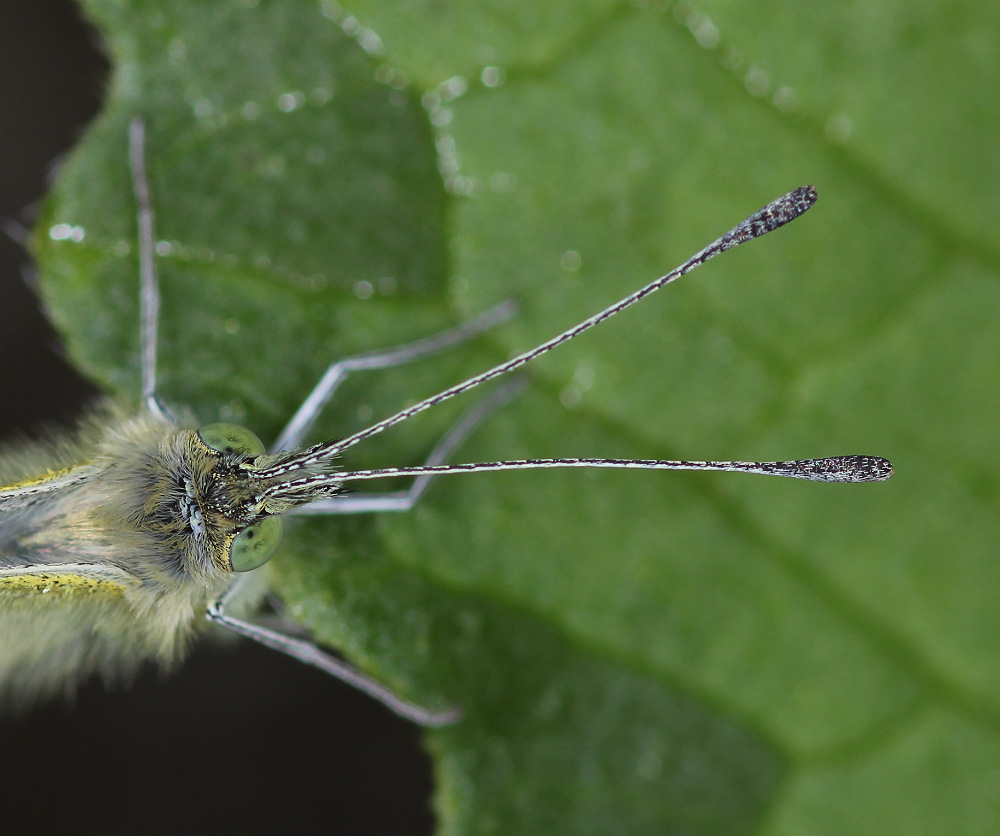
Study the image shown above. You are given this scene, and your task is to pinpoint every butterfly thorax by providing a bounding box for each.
[1,408,263,593]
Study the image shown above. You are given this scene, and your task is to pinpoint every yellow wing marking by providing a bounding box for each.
[0,464,100,499]
[0,563,134,600]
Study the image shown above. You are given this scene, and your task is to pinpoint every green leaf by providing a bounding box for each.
[31,0,1000,833]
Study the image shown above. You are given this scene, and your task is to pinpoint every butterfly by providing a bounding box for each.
[0,118,891,725]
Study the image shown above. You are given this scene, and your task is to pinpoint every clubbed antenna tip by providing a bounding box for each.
[805,455,893,483]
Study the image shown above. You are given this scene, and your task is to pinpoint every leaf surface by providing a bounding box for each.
[33,1,1000,832]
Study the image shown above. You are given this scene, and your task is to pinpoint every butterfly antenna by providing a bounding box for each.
[325,454,893,484]
[259,187,821,478]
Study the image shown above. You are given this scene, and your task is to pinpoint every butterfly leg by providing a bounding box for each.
[205,582,461,726]
[206,378,526,722]
[290,375,528,515]
[270,299,516,453]
[127,117,172,422]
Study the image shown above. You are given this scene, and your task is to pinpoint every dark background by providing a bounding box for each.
[0,3,434,834]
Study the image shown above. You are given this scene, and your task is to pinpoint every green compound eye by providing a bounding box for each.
[198,423,267,457]
[229,516,284,572]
